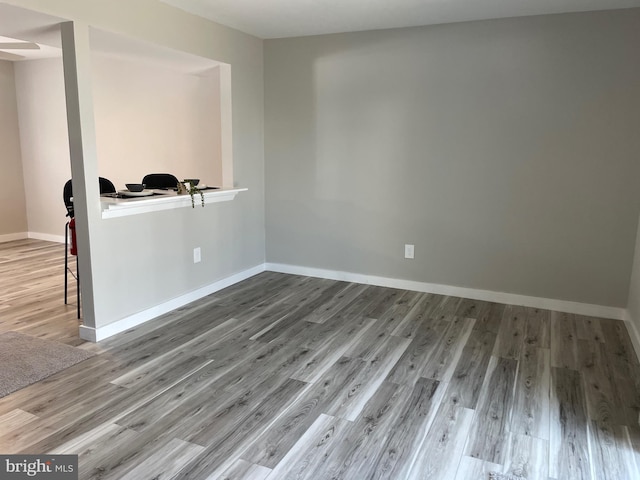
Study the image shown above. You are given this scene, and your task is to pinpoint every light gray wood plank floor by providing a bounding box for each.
[0,239,81,345]
[1,239,640,479]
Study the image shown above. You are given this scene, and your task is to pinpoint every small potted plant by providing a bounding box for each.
[177,179,204,208]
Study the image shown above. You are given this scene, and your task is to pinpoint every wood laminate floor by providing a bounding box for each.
[0,239,81,345]
[1,240,640,479]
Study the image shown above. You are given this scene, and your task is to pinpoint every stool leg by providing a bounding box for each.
[77,256,80,319]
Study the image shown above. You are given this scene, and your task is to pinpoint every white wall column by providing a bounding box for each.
[60,21,100,330]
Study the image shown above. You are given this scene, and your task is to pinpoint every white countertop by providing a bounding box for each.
[100,187,247,219]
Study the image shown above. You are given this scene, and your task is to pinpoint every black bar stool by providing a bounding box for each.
[63,177,116,318]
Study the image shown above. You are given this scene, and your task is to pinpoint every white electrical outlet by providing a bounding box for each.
[404,244,414,259]
[193,247,201,263]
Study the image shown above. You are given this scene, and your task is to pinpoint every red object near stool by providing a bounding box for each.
[65,217,80,318]
[69,217,77,256]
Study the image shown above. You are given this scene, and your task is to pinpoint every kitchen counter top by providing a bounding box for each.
[100,187,247,219]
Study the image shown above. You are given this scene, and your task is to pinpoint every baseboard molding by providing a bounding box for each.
[0,232,27,243]
[0,232,65,244]
[265,262,627,321]
[80,264,266,342]
[80,260,632,345]
[623,310,640,362]
[28,232,65,243]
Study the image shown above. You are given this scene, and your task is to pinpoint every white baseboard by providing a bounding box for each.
[80,264,266,342]
[0,232,27,243]
[80,260,633,348]
[28,232,65,243]
[265,262,627,321]
[623,310,640,362]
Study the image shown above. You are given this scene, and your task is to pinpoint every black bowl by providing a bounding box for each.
[126,183,145,192]
[184,178,200,186]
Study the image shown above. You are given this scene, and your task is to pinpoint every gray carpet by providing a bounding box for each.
[0,331,94,398]
[489,472,526,480]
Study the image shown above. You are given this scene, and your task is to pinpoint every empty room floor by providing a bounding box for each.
[0,239,81,345]
[0,268,639,479]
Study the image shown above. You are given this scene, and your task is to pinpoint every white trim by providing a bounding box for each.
[80,263,265,342]
[265,262,627,321]
[28,232,66,243]
[78,325,98,343]
[0,232,27,243]
[101,187,247,219]
[623,310,640,362]
[0,232,65,244]
[80,260,634,347]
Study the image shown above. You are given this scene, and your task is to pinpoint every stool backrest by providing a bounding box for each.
[142,173,179,189]
[63,177,117,218]
[63,179,73,217]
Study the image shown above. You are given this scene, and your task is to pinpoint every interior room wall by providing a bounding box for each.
[92,54,222,189]
[264,9,640,309]
[6,0,265,331]
[12,53,223,238]
[13,57,70,240]
[0,60,28,238]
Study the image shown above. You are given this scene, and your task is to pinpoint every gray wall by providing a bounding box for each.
[265,9,640,308]
[7,0,265,329]
[14,57,70,240]
[0,60,27,237]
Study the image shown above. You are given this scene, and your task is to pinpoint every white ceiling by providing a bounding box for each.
[161,0,640,39]
[0,3,219,71]
[0,3,64,61]
[0,35,60,61]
